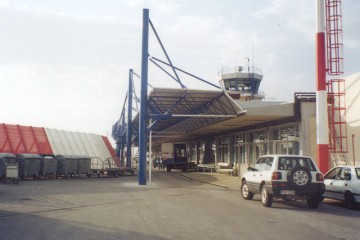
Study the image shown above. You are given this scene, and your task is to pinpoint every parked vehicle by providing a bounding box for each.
[322,165,360,210]
[160,143,192,172]
[241,155,325,208]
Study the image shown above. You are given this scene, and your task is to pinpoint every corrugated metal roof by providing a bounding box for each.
[0,124,53,154]
[0,123,115,160]
[45,129,113,159]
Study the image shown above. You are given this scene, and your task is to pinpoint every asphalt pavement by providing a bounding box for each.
[176,170,241,190]
[2,168,358,240]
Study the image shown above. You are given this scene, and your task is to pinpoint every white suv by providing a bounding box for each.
[241,155,325,208]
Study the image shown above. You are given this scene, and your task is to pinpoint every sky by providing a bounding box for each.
[0,0,359,144]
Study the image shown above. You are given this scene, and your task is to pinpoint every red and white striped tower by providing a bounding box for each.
[316,0,329,173]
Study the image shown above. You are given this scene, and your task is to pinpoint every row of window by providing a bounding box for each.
[188,125,299,166]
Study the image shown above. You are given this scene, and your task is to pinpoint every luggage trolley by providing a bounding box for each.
[106,157,137,176]
[103,157,127,177]
[90,157,105,178]
[0,153,20,184]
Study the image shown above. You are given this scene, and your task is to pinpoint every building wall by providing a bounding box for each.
[184,99,318,176]
[345,72,360,165]
[299,101,317,163]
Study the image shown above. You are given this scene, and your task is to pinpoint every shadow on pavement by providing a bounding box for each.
[0,210,169,240]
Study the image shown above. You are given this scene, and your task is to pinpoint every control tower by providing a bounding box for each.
[218,65,264,101]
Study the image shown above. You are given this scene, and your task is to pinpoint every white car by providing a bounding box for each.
[323,165,360,210]
[241,155,325,208]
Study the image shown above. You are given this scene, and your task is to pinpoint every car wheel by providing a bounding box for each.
[288,166,311,189]
[241,181,254,200]
[261,185,273,207]
[306,196,321,209]
[345,192,357,210]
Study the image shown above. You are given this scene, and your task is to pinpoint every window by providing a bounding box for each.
[190,142,197,162]
[273,126,299,155]
[356,168,360,180]
[325,167,341,179]
[219,137,229,163]
[254,157,273,171]
[339,167,351,181]
[277,157,316,171]
[199,141,205,164]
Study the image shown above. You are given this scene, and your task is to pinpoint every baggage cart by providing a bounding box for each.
[104,157,137,177]
[90,157,105,177]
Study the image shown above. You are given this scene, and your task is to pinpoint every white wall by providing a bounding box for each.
[345,72,360,165]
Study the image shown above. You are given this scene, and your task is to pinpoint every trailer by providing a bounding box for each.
[90,157,105,177]
[103,157,136,177]
[90,157,136,178]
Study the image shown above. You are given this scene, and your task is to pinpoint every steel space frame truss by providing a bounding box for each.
[147,90,239,139]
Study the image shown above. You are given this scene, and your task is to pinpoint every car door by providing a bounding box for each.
[246,157,273,193]
[324,167,341,200]
[331,167,352,200]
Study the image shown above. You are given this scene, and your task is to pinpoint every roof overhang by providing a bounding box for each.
[132,88,245,143]
[130,88,299,146]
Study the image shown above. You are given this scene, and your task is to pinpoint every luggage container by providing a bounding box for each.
[16,154,42,180]
[4,163,20,184]
[56,155,78,178]
[1,153,15,178]
[1,153,20,183]
[40,155,58,178]
[77,155,91,177]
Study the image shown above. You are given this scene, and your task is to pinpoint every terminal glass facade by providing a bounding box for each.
[227,125,300,166]
[234,134,246,164]
[218,137,229,163]
[186,125,300,168]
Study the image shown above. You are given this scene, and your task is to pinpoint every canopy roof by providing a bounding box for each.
[132,88,245,144]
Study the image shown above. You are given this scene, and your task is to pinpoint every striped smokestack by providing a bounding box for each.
[316,0,329,173]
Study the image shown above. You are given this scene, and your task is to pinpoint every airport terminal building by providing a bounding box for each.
[113,66,357,176]
[112,65,360,176]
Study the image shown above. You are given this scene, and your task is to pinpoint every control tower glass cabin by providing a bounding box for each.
[218,66,264,101]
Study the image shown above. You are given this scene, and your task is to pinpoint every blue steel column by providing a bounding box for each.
[121,107,126,163]
[126,69,133,168]
[139,8,149,185]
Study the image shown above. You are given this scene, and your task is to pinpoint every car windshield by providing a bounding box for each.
[356,168,360,179]
[277,157,316,171]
